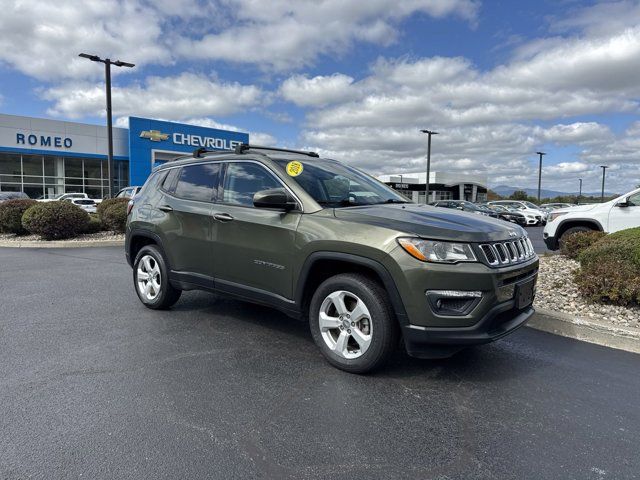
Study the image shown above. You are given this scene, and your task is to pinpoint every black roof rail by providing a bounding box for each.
[234,143,319,158]
[192,147,234,158]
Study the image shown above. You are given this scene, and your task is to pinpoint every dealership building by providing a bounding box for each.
[0,113,248,199]
[378,172,489,203]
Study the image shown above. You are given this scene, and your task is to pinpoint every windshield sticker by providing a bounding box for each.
[286,161,304,177]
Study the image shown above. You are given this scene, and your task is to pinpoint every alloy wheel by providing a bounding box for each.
[137,254,161,302]
[319,290,373,359]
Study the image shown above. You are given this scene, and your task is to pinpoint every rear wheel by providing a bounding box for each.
[309,273,399,374]
[133,245,181,309]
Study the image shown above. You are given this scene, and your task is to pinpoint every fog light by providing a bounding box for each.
[497,284,516,302]
[426,290,482,316]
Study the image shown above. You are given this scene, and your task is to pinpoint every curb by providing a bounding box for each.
[528,307,640,355]
[0,239,124,248]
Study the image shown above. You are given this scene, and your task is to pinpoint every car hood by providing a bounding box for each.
[555,203,601,213]
[334,204,525,242]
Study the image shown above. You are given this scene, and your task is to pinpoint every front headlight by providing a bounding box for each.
[397,238,477,263]
[548,212,567,222]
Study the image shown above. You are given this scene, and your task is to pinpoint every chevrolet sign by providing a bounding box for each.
[172,133,243,150]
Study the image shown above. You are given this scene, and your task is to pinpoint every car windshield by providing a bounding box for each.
[455,201,482,210]
[523,201,539,209]
[273,158,409,207]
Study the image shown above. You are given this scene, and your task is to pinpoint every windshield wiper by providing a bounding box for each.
[380,199,410,204]
[317,199,355,207]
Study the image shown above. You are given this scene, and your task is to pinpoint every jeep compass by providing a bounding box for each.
[125,144,539,373]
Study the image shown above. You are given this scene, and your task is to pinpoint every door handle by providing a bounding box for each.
[213,212,234,222]
[158,205,173,212]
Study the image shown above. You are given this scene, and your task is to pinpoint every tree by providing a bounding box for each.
[487,189,503,201]
[509,190,529,201]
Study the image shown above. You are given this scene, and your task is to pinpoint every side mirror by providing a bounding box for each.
[253,188,297,211]
[615,199,629,208]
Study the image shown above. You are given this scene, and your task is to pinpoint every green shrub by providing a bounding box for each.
[97,198,128,221]
[574,227,640,305]
[83,215,103,234]
[22,201,90,240]
[560,230,606,259]
[101,202,128,233]
[0,199,37,234]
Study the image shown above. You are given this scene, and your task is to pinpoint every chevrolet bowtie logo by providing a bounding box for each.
[139,130,169,142]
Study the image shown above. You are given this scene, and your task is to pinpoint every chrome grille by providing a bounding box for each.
[479,237,536,266]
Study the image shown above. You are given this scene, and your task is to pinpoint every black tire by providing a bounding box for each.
[133,244,181,310]
[558,225,594,249]
[309,273,399,374]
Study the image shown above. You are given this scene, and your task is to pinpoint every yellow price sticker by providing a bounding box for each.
[286,161,304,177]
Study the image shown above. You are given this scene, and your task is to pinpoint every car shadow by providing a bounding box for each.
[170,291,540,383]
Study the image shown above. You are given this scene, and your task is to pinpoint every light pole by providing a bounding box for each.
[79,53,135,198]
[578,178,582,204]
[536,151,546,202]
[420,129,438,203]
[600,166,608,202]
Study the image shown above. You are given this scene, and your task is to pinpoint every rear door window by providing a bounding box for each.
[174,163,220,202]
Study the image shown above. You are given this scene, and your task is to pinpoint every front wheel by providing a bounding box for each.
[309,273,399,374]
[133,244,181,309]
[558,225,594,249]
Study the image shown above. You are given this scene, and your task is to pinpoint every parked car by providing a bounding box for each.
[125,144,538,373]
[543,187,640,250]
[0,191,29,203]
[38,192,90,203]
[487,200,545,226]
[484,204,527,226]
[115,186,142,199]
[430,200,499,218]
[540,203,573,210]
[65,198,97,214]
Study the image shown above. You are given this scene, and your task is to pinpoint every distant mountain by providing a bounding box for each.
[491,185,616,198]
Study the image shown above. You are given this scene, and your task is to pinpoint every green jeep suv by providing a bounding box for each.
[125,145,538,373]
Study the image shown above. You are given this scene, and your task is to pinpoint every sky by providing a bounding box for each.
[0,0,639,194]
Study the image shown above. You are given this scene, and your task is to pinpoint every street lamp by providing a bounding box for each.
[536,151,546,202]
[420,129,438,203]
[600,166,608,202]
[578,178,582,205]
[79,53,135,198]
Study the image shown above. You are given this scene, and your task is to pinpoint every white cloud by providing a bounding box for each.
[0,0,181,80]
[181,117,277,146]
[280,74,358,107]
[175,0,479,70]
[288,12,640,193]
[550,0,640,38]
[43,73,264,119]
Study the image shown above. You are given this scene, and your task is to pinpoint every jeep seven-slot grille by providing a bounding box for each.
[479,237,535,266]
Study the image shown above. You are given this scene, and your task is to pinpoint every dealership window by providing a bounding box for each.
[433,190,453,201]
[0,152,129,199]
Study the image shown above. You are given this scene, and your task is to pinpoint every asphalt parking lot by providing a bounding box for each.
[527,225,552,254]
[1,246,638,479]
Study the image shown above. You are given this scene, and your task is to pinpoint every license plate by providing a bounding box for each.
[516,278,536,309]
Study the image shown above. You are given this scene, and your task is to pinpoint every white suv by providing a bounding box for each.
[543,187,640,250]
[487,201,545,226]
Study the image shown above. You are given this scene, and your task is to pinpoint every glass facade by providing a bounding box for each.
[0,152,128,199]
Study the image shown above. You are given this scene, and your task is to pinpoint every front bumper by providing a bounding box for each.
[403,304,534,359]
[543,233,559,250]
[388,250,539,358]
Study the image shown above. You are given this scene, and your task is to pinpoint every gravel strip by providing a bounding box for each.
[535,255,640,330]
[0,232,124,242]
